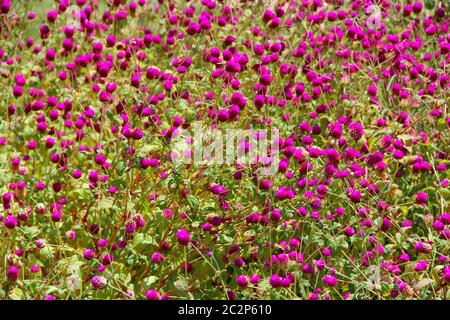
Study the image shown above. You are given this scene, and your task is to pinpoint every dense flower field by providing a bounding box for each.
[0,0,449,300]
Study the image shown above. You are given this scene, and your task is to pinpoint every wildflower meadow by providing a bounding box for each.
[0,0,449,301]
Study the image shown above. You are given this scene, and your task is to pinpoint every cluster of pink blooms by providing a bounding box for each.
[0,0,449,300]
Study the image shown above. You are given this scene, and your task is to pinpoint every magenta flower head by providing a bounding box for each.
[176,228,191,245]
[367,84,377,96]
[309,293,319,300]
[7,266,19,282]
[414,261,428,272]
[322,275,338,287]
[269,274,282,288]
[249,274,261,285]
[51,210,62,222]
[443,266,450,284]
[186,23,201,36]
[97,239,108,248]
[415,192,428,205]
[125,221,137,234]
[344,226,355,237]
[151,252,164,263]
[91,275,107,289]
[83,249,95,260]
[47,10,58,23]
[94,154,106,165]
[348,189,362,203]
[270,209,282,222]
[4,215,17,229]
[45,49,56,61]
[412,2,423,13]
[12,86,23,98]
[0,0,10,14]
[415,242,432,253]
[66,230,76,240]
[72,169,82,179]
[35,239,46,249]
[236,275,248,288]
[280,277,292,288]
[101,254,114,265]
[399,253,410,263]
[145,290,160,300]
[106,34,116,47]
[30,265,40,273]
[133,214,146,228]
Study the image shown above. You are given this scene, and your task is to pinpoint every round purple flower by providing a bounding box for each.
[249,274,261,285]
[145,290,160,300]
[415,192,428,205]
[236,275,248,288]
[322,275,338,287]
[83,249,95,261]
[91,275,107,290]
[4,215,17,229]
[7,266,19,282]
[176,228,191,245]
[151,252,164,264]
[414,261,428,272]
[269,274,282,288]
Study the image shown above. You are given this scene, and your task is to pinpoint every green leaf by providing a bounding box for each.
[142,276,158,288]
[22,226,40,238]
[174,279,188,291]
[9,288,25,300]
[40,246,55,260]
[98,198,115,210]
[187,195,199,211]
